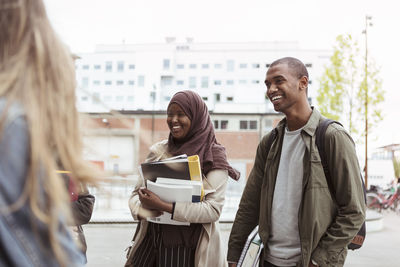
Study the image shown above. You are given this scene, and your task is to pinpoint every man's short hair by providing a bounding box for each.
[269,57,309,80]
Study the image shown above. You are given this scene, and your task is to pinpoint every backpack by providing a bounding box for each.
[265,118,366,250]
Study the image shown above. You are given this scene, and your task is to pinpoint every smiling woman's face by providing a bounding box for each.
[167,103,191,140]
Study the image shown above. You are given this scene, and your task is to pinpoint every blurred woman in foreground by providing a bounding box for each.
[0,0,98,266]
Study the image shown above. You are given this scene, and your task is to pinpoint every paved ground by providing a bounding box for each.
[85,211,400,267]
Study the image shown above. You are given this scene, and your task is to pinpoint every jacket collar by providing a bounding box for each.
[275,107,323,137]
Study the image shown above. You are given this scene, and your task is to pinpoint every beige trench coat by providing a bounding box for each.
[126,141,229,267]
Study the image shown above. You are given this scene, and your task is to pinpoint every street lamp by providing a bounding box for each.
[362,15,373,188]
[151,84,156,144]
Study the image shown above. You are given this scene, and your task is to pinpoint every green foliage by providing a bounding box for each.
[317,34,385,143]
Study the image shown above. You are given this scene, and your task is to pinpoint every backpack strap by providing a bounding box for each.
[315,119,366,198]
[315,119,342,195]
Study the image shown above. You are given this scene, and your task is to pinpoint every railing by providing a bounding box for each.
[89,175,243,223]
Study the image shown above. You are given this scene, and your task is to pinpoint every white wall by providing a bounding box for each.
[83,135,135,174]
[367,159,395,189]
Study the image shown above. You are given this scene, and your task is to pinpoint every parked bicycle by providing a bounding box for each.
[366,185,400,212]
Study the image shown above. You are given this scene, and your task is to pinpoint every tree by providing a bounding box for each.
[317,34,385,144]
[393,157,400,179]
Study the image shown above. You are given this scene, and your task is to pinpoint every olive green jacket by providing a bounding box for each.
[228,109,366,267]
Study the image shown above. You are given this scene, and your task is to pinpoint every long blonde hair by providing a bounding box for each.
[0,0,98,264]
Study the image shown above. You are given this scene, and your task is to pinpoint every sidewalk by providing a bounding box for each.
[85,211,400,267]
[345,211,400,266]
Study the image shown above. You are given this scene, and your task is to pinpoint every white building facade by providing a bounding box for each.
[75,40,331,113]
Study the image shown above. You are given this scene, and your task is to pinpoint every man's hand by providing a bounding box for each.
[228,263,237,267]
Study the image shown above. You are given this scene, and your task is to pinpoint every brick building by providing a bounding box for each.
[82,110,283,180]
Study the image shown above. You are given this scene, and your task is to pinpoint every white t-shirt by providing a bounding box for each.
[265,126,305,266]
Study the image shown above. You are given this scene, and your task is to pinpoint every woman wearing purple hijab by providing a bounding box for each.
[126,90,240,267]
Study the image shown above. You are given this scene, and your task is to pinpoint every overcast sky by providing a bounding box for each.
[44,0,400,153]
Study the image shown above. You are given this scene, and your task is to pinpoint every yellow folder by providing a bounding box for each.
[187,155,204,200]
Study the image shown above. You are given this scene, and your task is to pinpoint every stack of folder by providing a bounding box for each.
[139,154,204,225]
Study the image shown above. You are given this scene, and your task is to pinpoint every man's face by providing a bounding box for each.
[265,63,303,113]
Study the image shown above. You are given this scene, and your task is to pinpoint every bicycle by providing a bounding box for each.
[366,186,400,212]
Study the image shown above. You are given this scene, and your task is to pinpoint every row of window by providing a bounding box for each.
[81,95,135,102]
[201,93,234,102]
[163,77,312,88]
[168,78,261,88]
[78,60,313,72]
[81,76,145,88]
[79,62,135,72]
[213,120,258,130]
[165,59,313,71]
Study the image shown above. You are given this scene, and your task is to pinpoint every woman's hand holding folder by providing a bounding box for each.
[138,187,173,215]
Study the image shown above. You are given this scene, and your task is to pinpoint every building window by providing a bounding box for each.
[117,61,124,72]
[138,75,145,87]
[94,65,101,70]
[189,77,196,88]
[116,80,124,85]
[93,80,101,86]
[252,63,260,68]
[214,120,229,130]
[227,96,234,102]
[264,119,273,131]
[104,95,112,102]
[92,93,100,103]
[214,80,221,86]
[81,77,89,88]
[161,76,173,87]
[214,63,222,69]
[221,120,228,129]
[177,80,184,85]
[202,96,208,101]
[189,64,197,69]
[150,91,156,102]
[252,80,260,84]
[81,96,88,101]
[128,80,135,86]
[226,80,234,85]
[266,63,271,68]
[227,60,235,72]
[201,77,209,88]
[105,80,112,85]
[164,96,171,101]
[239,80,247,84]
[249,120,257,129]
[105,61,112,72]
[116,96,124,102]
[240,120,248,129]
[305,63,312,68]
[214,120,219,129]
[82,65,89,70]
[239,63,247,69]
[163,59,170,70]
[128,64,135,70]
[214,93,221,102]
[176,64,184,69]
[308,80,312,85]
[127,96,134,102]
[201,64,209,69]
[240,120,258,130]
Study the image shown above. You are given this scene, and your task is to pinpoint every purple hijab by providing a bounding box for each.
[167,90,240,180]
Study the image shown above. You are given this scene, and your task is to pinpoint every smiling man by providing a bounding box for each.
[227,57,365,267]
